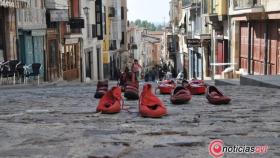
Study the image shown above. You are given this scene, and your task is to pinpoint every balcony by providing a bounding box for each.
[64,18,84,39]
[108,7,116,17]
[230,0,264,15]
[17,8,46,30]
[167,35,179,53]
[68,18,85,29]
[45,0,68,9]
[131,44,138,50]
[109,40,117,50]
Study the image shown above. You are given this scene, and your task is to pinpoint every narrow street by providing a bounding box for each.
[0,83,279,157]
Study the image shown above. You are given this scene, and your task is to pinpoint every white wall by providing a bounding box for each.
[80,0,100,81]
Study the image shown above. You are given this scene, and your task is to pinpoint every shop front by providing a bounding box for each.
[63,38,80,81]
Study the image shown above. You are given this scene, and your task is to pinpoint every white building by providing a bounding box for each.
[80,0,104,82]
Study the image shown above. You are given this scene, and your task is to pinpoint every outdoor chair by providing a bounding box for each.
[16,63,26,84]
[25,63,41,85]
[0,60,20,85]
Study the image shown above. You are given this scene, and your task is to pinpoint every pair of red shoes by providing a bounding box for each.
[156,80,176,94]
[96,84,167,118]
[173,79,231,105]
[170,86,192,104]
[94,80,109,99]
[183,79,206,95]
[169,79,204,105]
[170,85,231,105]
[206,86,231,105]
[124,81,139,100]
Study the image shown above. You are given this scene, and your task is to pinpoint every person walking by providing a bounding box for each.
[131,59,142,82]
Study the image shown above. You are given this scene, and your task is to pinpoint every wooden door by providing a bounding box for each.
[252,22,265,75]
[63,44,79,81]
[240,22,249,72]
[278,22,280,74]
[0,8,4,62]
[268,21,277,75]
[47,39,59,81]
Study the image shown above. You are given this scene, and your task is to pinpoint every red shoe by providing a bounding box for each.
[170,86,192,104]
[139,84,167,118]
[188,79,206,95]
[156,80,176,94]
[94,80,109,99]
[96,86,123,114]
[124,81,139,100]
[206,86,231,105]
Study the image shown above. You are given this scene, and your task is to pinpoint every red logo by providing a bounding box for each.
[209,139,224,158]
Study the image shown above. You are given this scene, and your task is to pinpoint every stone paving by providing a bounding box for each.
[0,82,280,158]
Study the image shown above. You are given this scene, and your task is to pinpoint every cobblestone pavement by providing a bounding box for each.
[0,82,280,158]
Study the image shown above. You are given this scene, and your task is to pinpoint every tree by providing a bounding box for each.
[134,20,162,31]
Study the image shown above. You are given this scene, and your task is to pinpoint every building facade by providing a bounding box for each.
[230,0,280,76]
[17,0,46,79]
[0,0,28,62]
[80,0,104,82]
[45,0,84,81]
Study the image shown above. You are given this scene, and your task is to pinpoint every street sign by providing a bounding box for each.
[0,0,27,8]
[50,10,69,22]
[65,38,79,45]
[187,39,201,48]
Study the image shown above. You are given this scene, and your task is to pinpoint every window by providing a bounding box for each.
[95,0,103,40]
[202,0,209,14]
[121,32,124,44]
[121,7,124,20]
[92,24,97,38]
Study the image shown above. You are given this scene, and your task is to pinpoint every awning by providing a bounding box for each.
[0,0,28,8]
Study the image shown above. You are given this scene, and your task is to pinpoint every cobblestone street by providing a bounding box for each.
[0,83,280,158]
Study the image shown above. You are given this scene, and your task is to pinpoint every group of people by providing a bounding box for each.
[119,60,181,85]
[119,59,142,86]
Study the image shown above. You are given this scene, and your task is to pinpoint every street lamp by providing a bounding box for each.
[83,7,90,38]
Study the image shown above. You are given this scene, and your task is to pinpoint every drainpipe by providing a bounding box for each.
[247,21,251,75]
[264,20,268,75]
[227,0,231,67]
[211,27,215,80]
[80,0,84,82]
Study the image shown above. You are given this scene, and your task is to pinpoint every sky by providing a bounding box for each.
[127,0,170,24]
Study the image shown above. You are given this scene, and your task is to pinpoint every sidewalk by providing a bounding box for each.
[0,79,120,90]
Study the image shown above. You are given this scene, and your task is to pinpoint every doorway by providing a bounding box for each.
[97,48,101,80]
[85,51,92,79]
[0,7,5,62]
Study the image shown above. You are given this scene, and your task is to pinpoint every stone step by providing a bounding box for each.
[240,75,280,89]
[215,79,240,86]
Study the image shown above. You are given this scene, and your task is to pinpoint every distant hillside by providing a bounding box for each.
[134,19,163,31]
